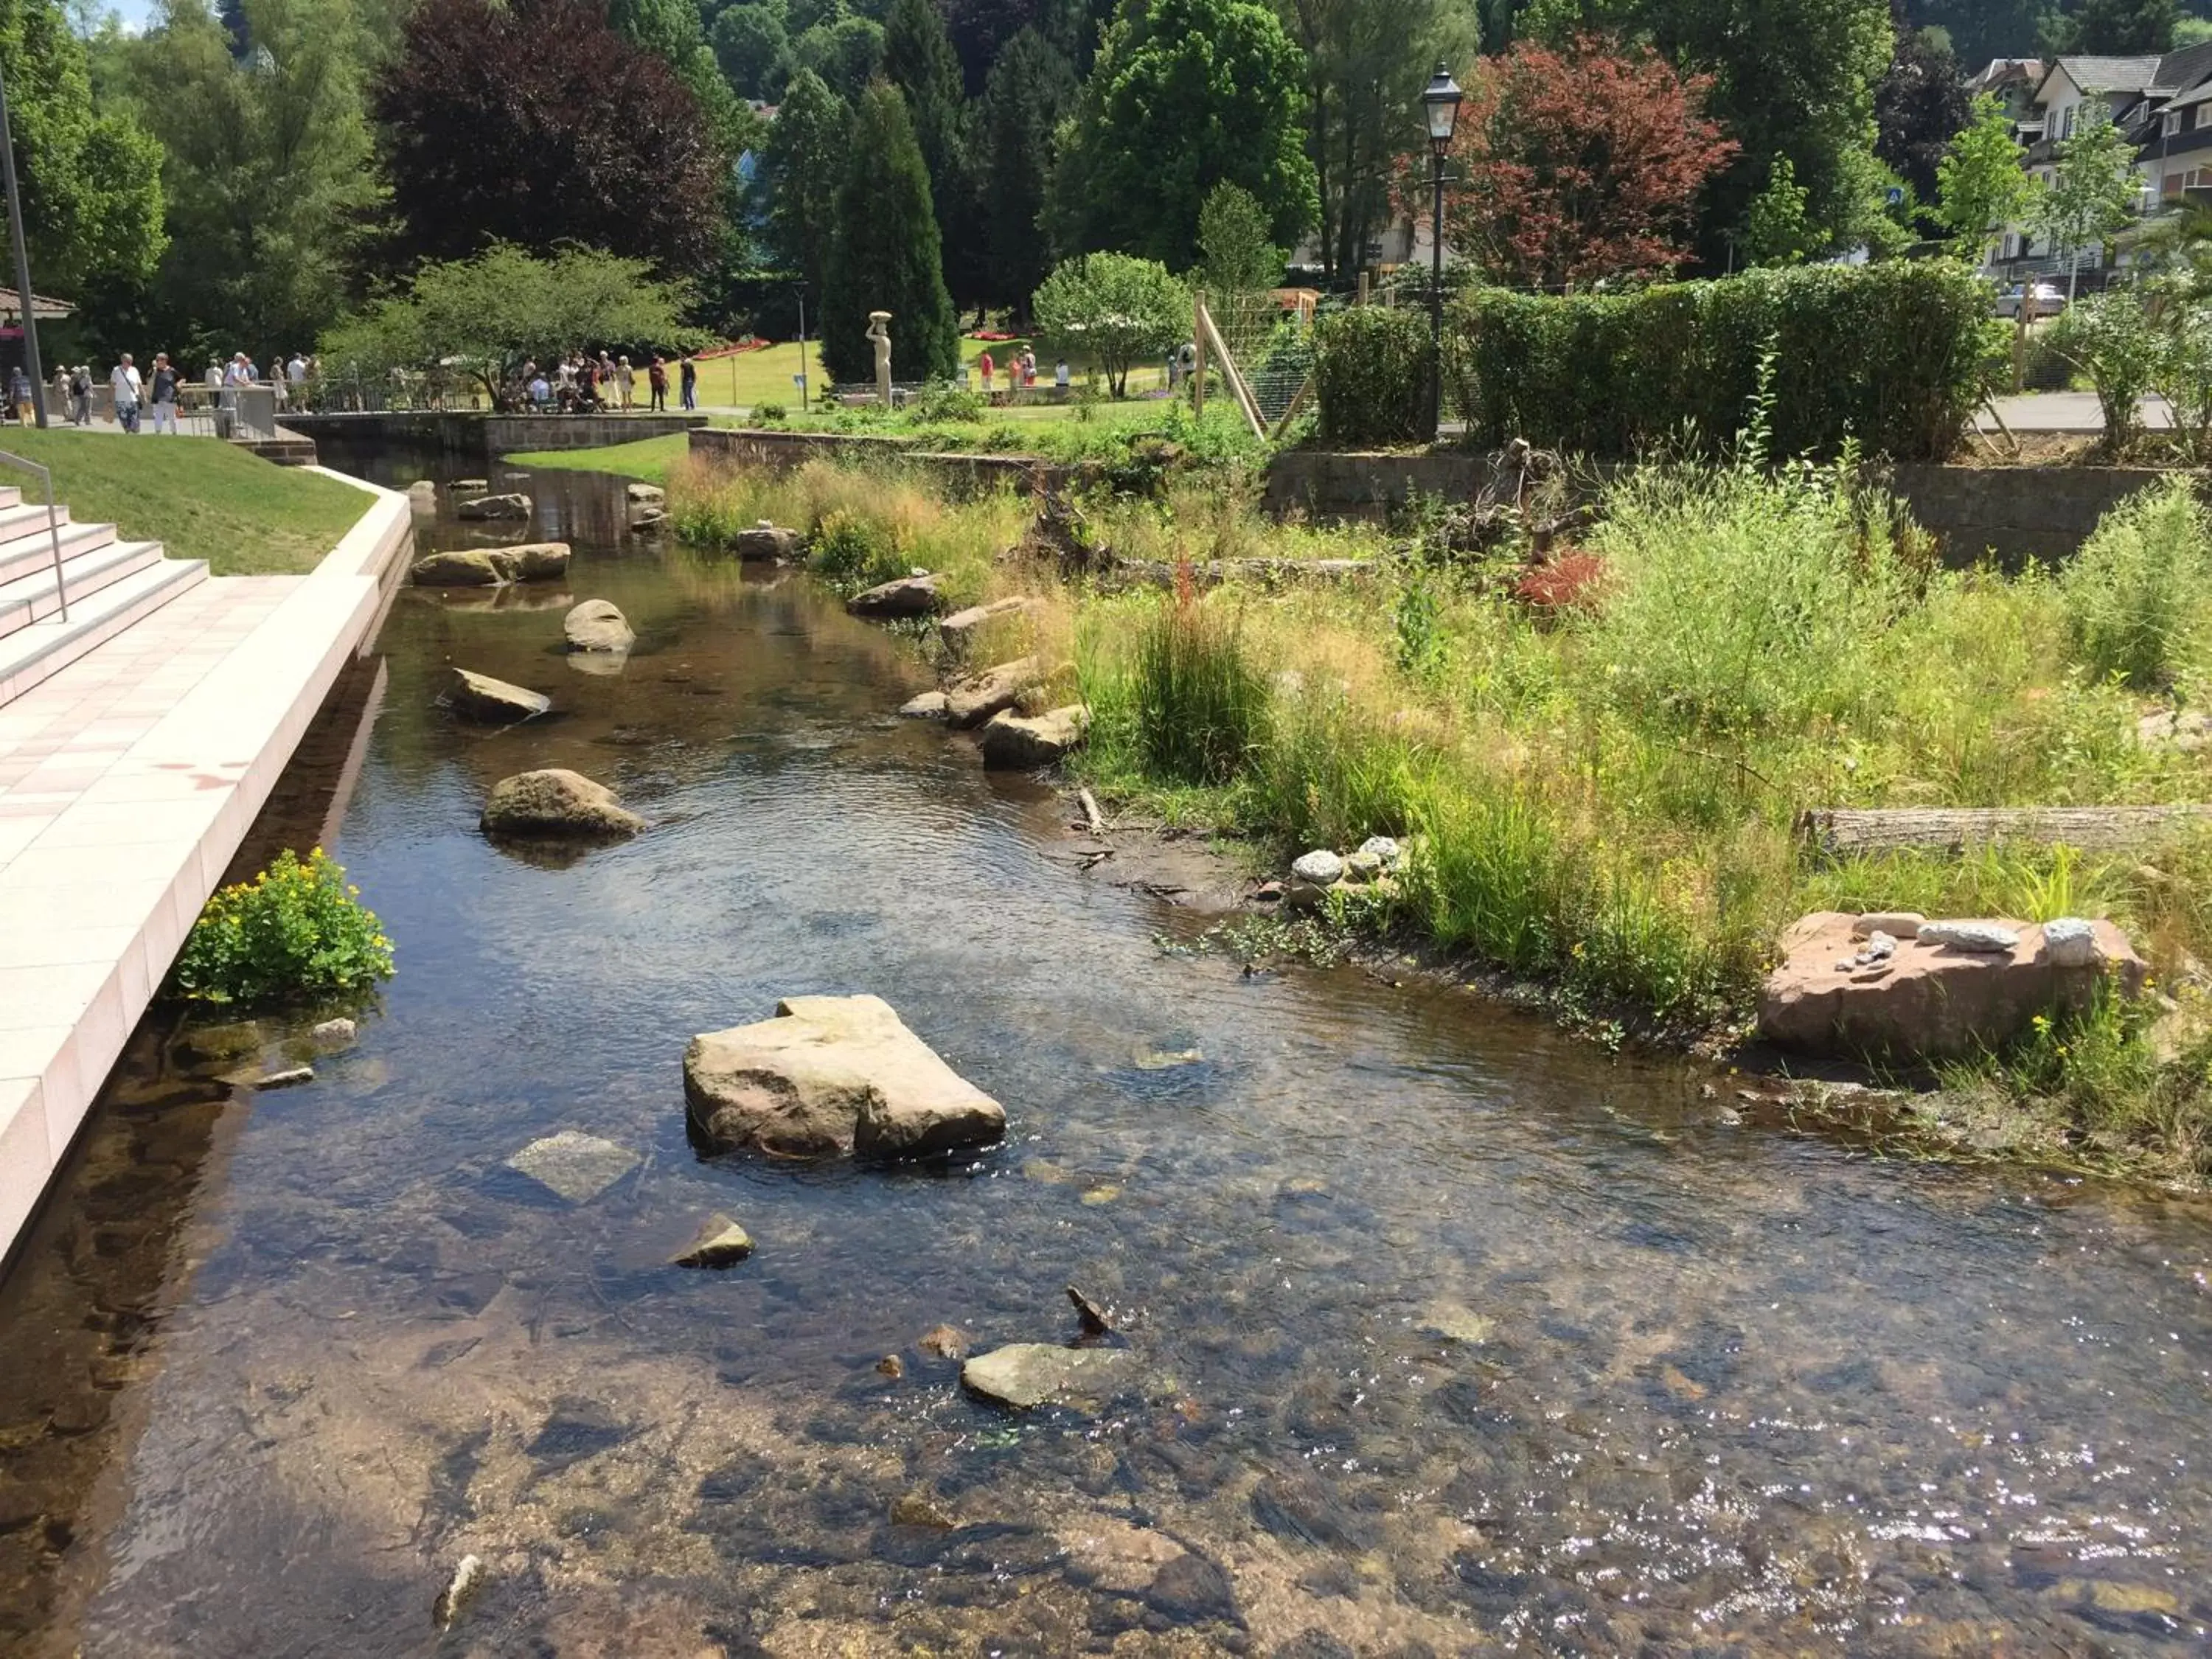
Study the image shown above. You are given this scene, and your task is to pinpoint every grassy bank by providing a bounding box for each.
[665,449,2212,1187]
[3,430,370,575]
[507,432,693,485]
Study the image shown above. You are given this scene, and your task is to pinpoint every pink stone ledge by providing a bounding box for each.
[0,471,411,1262]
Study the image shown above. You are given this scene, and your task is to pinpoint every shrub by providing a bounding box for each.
[754,401,787,422]
[170,849,394,1006]
[2050,290,2160,453]
[807,509,905,591]
[1447,260,1997,461]
[909,380,985,422]
[1311,305,1436,446]
[1134,576,1270,785]
[2059,475,2212,689]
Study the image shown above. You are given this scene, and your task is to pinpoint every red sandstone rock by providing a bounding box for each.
[1759,911,2146,1061]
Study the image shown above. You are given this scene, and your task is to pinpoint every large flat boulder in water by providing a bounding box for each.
[961,1343,1135,1409]
[847,574,942,619]
[1759,911,2146,1061]
[444,667,550,723]
[945,656,1037,729]
[412,543,571,586]
[684,994,1006,1160]
[980,704,1089,770]
[481,769,644,839]
[456,492,532,521]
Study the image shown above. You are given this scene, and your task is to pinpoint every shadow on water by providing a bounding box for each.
[1,447,2211,1656]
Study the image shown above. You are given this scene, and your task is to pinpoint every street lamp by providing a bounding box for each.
[0,61,46,429]
[1421,63,1463,439]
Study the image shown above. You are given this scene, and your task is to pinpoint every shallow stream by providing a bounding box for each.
[1,453,2208,1656]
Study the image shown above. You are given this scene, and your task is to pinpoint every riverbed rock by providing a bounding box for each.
[847,573,942,619]
[945,656,1038,728]
[308,1018,358,1051]
[733,522,800,560]
[918,1324,970,1359]
[979,704,1089,770]
[456,492,531,521]
[683,994,1007,1160]
[1759,911,2147,1061]
[1291,849,1344,886]
[625,481,664,507]
[1919,920,2021,954]
[630,509,667,535]
[672,1213,754,1267]
[452,478,488,491]
[563,599,635,654]
[443,667,551,723]
[899,691,949,719]
[939,596,1037,653]
[1357,835,1402,868]
[481,769,645,839]
[961,1343,1136,1409]
[506,1130,639,1203]
[406,479,437,509]
[411,543,571,587]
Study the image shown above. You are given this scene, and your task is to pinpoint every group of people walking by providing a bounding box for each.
[4,349,313,431]
[523,351,698,414]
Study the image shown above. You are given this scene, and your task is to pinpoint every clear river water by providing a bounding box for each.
[0,452,2208,1658]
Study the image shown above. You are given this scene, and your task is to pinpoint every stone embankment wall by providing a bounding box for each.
[285,411,709,455]
[686,428,2181,567]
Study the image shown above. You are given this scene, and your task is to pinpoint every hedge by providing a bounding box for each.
[1311,305,1436,447]
[1441,260,2000,462]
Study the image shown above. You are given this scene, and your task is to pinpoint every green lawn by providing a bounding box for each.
[508,432,693,484]
[1,429,371,576]
[689,336,1169,410]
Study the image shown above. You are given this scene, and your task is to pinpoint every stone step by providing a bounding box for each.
[0,554,205,708]
[0,501,72,545]
[0,538,162,640]
[0,520,115,589]
[0,484,21,510]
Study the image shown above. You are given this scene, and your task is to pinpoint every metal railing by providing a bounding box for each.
[0,449,72,622]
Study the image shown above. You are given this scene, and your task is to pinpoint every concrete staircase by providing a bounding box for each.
[0,485,207,708]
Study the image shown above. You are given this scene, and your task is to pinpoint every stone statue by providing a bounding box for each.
[866,311,893,407]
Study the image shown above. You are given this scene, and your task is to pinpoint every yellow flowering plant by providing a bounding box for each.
[170,848,395,1006]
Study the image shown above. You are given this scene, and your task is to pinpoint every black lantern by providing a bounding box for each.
[1421,63,1462,439]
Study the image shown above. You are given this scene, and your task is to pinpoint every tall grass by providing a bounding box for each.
[1133,573,1271,785]
[2058,474,2212,690]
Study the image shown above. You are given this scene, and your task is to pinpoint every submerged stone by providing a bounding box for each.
[672,1213,754,1267]
[683,994,1007,1160]
[961,1343,1135,1409]
[444,667,550,724]
[456,492,531,521]
[506,1130,639,1203]
[481,769,645,840]
[563,599,635,654]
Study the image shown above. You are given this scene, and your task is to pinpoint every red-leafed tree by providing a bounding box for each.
[373,0,726,273]
[1427,35,1736,291]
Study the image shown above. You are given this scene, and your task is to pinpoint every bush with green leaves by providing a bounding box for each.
[1032,253,1188,397]
[2059,475,2212,689]
[1311,306,1436,447]
[170,849,394,1006]
[2049,290,2161,454]
[908,380,985,422]
[1446,259,1997,461]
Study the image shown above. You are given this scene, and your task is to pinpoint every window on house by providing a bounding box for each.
[2166,110,2183,136]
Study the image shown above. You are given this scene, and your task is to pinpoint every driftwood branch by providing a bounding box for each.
[1797,804,2212,856]
[1078,789,1107,838]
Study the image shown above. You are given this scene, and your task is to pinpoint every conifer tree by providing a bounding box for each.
[821,83,960,383]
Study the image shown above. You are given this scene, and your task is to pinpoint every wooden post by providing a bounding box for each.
[1357,270,1370,309]
[1192,288,1206,419]
[2013,300,2029,394]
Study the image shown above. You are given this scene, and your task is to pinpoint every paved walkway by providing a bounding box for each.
[0,474,408,1256]
[1982,392,2175,434]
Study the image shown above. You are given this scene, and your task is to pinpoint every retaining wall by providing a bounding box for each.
[686,426,1093,495]
[285,411,709,456]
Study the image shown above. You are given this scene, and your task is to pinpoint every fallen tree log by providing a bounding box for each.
[1796,804,2212,856]
[1105,557,1372,590]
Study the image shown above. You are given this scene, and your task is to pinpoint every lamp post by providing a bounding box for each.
[1421,63,1463,439]
[0,59,47,428]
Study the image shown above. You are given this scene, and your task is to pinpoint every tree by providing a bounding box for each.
[372,0,725,271]
[1744,154,1817,264]
[884,0,977,302]
[1935,93,2039,260]
[1032,252,1186,395]
[1526,0,1896,268]
[975,26,1075,315]
[318,243,709,406]
[1273,0,1475,282]
[794,13,883,94]
[1909,0,2059,66]
[2058,0,2177,51]
[1051,0,1317,269]
[1197,181,1284,294]
[0,0,166,300]
[119,0,381,357]
[2035,106,2140,301]
[1436,35,1736,290]
[608,0,748,142]
[1875,21,1970,206]
[762,68,846,300]
[712,3,794,97]
[820,83,959,384]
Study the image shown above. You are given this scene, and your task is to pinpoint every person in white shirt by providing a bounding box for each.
[110,355,143,433]
[288,353,306,383]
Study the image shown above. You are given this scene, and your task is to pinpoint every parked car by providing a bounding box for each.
[1994,280,2067,319]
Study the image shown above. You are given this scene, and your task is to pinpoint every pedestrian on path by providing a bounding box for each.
[149,353,180,434]
[615,355,635,411]
[111,355,142,433]
[647,354,668,412]
[70,365,91,425]
[8,366,30,425]
[679,352,697,410]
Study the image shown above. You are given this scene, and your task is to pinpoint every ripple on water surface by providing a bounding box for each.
[0,456,2208,1657]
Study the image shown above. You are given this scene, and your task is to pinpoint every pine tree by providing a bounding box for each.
[764,68,846,299]
[975,25,1074,315]
[821,82,960,383]
[883,0,978,304]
